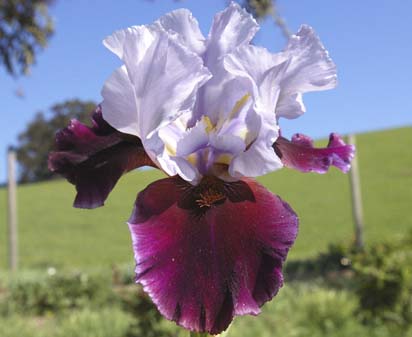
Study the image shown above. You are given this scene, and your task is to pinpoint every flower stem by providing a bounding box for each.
[189,328,230,337]
[189,333,210,337]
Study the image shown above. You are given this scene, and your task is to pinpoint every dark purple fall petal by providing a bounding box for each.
[273,133,355,174]
[48,106,155,209]
[128,176,298,334]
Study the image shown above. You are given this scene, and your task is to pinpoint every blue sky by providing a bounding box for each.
[1,0,411,182]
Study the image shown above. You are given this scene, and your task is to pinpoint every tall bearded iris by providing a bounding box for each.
[49,3,354,335]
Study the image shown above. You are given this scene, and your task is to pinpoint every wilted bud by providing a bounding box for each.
[244,0,274,19]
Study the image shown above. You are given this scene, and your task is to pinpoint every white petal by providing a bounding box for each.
[176,120,209,157]
[257,65,283,120]
[190,3,258,124]
[224,26,336,121]
[209,133,245,154]
[224,45,284,85]
[101,25,211,139]
[158,155,201,184]
[146,130,201,183]
[103,26,154,65]
[224,45,285,121]
[205,2,258,66]
[171,157,201,183]
[197,74,253,126]
[155,117,206,183]
[101,66,139,137]
[155,9,206,55]
[276,25,337,119]
[229,121,283,178]
[157,122,185,157]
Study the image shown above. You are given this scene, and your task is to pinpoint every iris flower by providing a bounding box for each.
[49,3,354,335]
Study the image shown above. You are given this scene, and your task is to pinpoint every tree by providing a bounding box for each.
[16,99,96,183]
[0,0,54,76]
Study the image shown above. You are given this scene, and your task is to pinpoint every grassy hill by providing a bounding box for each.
[0,127,411,269]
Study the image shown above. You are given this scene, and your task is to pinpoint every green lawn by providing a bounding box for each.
[0,127,411,269]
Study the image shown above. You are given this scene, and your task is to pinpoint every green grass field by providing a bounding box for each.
[0,127,411,269]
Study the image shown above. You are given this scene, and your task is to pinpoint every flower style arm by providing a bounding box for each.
[48,106,156,209]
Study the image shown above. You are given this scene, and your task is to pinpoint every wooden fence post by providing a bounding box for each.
[348,134,365,250]
[7,147,18,271]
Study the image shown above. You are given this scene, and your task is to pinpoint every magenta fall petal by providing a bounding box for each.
[128,176,298,334]
[48,107,155,209]
[274,133,355,174]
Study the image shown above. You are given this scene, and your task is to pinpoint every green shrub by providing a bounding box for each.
[285,242,354,281]
[228,283,364,337]
[228,282,412,337]
[2,270,115,315]
[294,285,358,333]
[0,315,52,337]
[0,308,133,337]
[353,233,412,324]
[0,268,179,336]
[111,264,136,286]
[116,285,180,337]
[55,308,133,337]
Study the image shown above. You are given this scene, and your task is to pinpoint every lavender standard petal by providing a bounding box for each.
[102,24,211,140]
